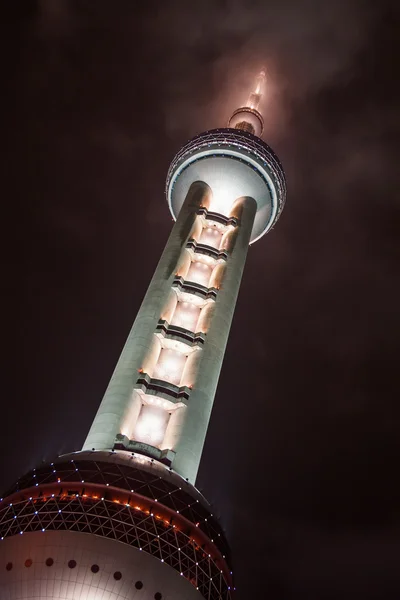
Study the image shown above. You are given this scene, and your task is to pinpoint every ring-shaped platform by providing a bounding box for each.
[166,128,286,243]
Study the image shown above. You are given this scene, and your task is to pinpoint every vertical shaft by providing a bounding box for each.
[83,181,211,453]
[83,182,256,484]
[169,196,256,482]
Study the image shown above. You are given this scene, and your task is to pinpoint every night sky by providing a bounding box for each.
[3,1,400,598]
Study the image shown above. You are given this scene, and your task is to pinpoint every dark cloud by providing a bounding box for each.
[3,1,400,598]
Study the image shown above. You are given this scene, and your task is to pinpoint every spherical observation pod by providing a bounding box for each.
[0,451,234,600]
[166,128,286,244]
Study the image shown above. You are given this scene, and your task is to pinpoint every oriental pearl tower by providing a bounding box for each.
[0,71,286,599]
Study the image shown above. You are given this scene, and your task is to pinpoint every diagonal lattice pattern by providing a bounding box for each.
[0,492,232,600]
[166,127,287,219]
[4,453,231,566]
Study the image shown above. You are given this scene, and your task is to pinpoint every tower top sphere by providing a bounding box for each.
[166,71,286,243]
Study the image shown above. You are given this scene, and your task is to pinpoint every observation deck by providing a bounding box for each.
[166,128,286,244]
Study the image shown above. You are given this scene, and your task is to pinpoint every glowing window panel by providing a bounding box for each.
[199,227,223,249]
[170,301,200,332]
[152,348,186,386]
[133,405,170,448]
[186,261,212,288]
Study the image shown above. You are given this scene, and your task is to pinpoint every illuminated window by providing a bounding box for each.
[133,404,170,448]
[152,348,186,385]
[170,301,200,331]
[186,261,212,287]
[199,227,222,248]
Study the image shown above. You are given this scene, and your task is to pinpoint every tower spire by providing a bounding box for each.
[228,69,266,137]
[246,68,266,110]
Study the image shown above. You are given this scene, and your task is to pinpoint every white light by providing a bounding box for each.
[153,348,186,385]
[199,227,222,248]
[170,300,200,331]
[208,187,237,215]
[186,261,212,287]
[133,404,170,447]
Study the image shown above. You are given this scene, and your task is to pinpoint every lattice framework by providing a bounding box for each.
[0,493,232,600]
[166,127,287,217]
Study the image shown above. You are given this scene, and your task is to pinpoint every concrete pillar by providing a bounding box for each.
[160,290,178,323]
[196,302,213,334]
[120,391,142,440]
[82,181,212,451]
[221,227,236,253]
[171,196,257,482]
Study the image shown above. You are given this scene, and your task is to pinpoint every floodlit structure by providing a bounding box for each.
[0,71,286,599]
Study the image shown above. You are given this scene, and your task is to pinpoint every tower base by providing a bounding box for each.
[0,451,233,599]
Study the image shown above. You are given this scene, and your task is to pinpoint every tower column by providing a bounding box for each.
[83,181,211,452]
[170,196,257,482]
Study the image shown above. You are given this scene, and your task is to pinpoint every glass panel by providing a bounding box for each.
[170,301,200,331]
[152,348,187,385]
[199,226,222,248]
[186,261,212,287]
[133,405,170,447]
